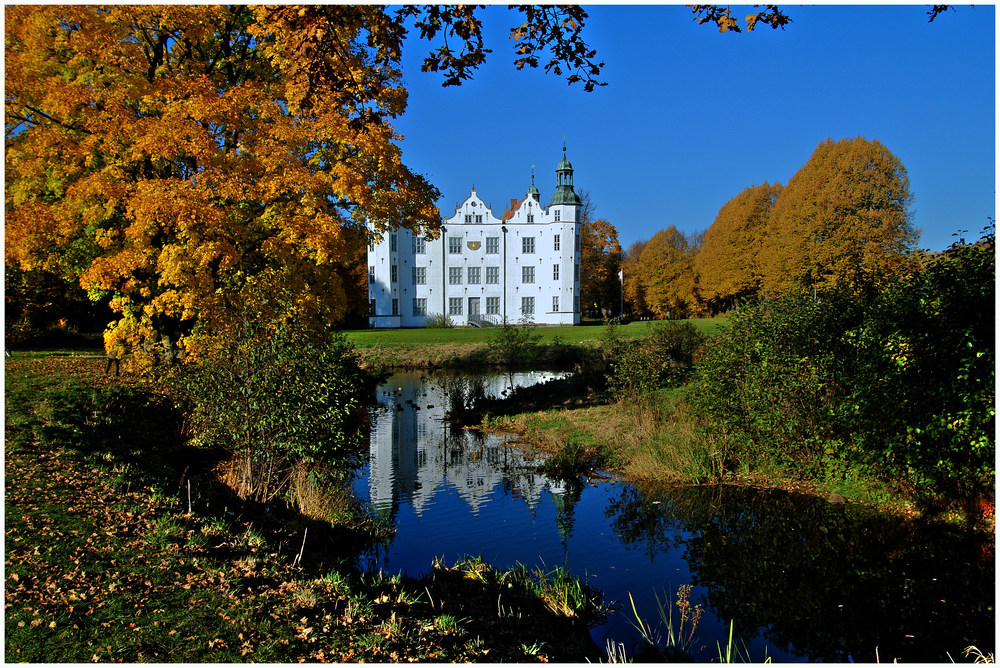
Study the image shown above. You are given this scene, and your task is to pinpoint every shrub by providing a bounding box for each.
[683,290,861,476]
[684,224,994,519]
[843,225,995,516]
[425,312,455,328]
[487,318,541,389]
[607,321,706,402]
[172,313,374,503]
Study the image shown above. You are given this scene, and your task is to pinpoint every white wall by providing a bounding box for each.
[369,187,581,328]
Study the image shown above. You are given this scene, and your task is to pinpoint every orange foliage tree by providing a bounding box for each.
[634,226,701,319]
[762,137,917,296]
[621,240,650,319]
[693,182,782,314]
[580,218,623,317]
[5,5,604,362]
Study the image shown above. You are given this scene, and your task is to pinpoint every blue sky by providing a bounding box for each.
[391,4,995,253]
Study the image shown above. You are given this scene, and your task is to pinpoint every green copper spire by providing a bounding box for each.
[527,165,540,199]
[550,143,581,207]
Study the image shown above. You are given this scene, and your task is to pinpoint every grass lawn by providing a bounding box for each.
[343,317,729,347]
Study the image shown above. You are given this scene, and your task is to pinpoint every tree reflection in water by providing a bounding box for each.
[605,483,994,662]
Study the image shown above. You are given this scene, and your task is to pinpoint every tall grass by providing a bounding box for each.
[624,585,703,660]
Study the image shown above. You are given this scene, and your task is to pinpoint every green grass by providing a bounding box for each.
[343,317,729,347]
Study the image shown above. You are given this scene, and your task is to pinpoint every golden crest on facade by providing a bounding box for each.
[467,241,482,251]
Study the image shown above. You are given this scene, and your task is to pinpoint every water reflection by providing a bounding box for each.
[366,370,569,518]
[354,370,994,662]
[606,483,995,662]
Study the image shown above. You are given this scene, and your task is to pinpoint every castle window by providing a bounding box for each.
[449,237,462,254]
[468,266,481,284]
[553,264,560,281]
[465,215,472,223]
[390,234,397,252]
[475,215,483,224]
[413,298,427,316]
[521,296,535,316]
[554,210,561,222]
[486,297,500,315]
[368,266,376,283]
[369,299,376,315]
[522,237,535,254]
[553,235,560,251]
[390,264,398,283]
[485,266,499,284]
[449,298,463,316]
[449,267,462,285]
[486,237,499,254]
[413,266,426,285]
[552,296,559,312]
[391,298,399,316]
[527,214,535,223]
[415,237,426,254]
[522,265,534,284]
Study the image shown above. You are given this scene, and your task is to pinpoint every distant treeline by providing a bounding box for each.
[581,136,967,319]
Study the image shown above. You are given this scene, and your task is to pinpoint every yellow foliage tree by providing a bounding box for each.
[621,240,650,318]
[5,5,605,363]
[693,182,782,313]
[762,137,917,296]
[580,218,623,317]
[635,226,700,319]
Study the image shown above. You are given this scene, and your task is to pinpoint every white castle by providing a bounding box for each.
[367,148,582,327]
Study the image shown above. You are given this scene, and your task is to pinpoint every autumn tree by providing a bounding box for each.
[5,5,605,364]
[762,137,916,296]
[635,226,701,319]
[578,192,623,318]
[690,4,955,33]
[693,182,782,314]
[621,240,650,319]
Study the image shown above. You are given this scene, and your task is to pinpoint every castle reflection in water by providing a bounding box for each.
[366,371,577,521]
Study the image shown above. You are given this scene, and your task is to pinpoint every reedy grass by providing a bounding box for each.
[625,585,704,659]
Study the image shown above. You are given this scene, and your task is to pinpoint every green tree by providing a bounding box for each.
[693,182,782,314]
[763,137,917,296]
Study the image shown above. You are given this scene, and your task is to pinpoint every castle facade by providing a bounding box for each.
[367,149,582,327]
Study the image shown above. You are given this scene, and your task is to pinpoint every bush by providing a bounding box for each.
[488,318,541,389]
[684,225,994,519]
[683,290,860,476]
[172,313,375,503]
[607,321,706,402]
[424,313,455,328]
[844,226,995,515]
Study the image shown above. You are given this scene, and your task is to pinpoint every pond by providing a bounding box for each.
[352,370,995,662]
